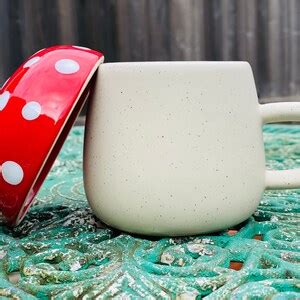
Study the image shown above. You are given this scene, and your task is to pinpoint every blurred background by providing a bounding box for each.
[0,0,299,108]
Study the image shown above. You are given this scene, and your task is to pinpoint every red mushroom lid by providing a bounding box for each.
[0,45,104,225]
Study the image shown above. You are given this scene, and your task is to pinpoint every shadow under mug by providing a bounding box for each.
[84,62,300,236]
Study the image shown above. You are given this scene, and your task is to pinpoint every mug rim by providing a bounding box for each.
[100,61,250,66]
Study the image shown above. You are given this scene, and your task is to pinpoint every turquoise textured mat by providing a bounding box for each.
[0,125,299,299]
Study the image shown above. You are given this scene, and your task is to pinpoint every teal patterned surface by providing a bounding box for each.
[0,125,299,299]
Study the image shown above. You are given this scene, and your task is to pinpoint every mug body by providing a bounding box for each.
[84,62,265,236]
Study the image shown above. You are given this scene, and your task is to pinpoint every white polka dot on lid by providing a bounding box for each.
[1,161,24,185]
[0,91,11,111]
[23,56,41,68]
[55,59,80,74]
[22,101,42,120]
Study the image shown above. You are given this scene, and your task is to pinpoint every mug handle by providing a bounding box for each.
[260,102,300,189]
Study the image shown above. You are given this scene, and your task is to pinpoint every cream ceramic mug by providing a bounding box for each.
[84,62,300,236]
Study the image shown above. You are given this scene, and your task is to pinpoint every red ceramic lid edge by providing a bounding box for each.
[0,45,104,225]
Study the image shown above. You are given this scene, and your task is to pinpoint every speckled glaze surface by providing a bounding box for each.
[84,62,300,236]
[0,125,299,299]
[0,46,104,225]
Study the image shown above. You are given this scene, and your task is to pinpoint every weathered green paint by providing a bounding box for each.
[0,125,299,299]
